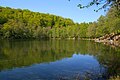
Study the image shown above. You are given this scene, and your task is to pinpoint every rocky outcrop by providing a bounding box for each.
[95,33,120,47]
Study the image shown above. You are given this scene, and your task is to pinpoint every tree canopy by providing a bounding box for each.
[69,0,120,11]
[0,6,119,39]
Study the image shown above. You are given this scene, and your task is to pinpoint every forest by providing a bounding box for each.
[0,6,120,39]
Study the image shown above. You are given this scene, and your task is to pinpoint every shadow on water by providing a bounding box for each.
[0,40,120,80]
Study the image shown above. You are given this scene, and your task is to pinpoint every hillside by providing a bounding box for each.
[0,6,120,41]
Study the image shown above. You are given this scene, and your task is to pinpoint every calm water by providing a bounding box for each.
[0,40,120,80]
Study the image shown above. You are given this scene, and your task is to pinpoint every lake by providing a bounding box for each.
[0,40,120,80]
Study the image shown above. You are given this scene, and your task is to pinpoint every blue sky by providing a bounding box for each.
[0,0,106,23]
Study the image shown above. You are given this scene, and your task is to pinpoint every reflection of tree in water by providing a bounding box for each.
[85,41,120,78]
[95,46,120,78]
[0,40,77,70]
[0,40,119,78]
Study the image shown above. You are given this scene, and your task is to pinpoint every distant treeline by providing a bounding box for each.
[0,6,120,39]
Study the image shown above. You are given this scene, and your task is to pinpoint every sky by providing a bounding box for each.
[0,0,106,23]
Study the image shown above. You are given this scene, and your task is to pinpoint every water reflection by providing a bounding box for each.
[0,40,120,80]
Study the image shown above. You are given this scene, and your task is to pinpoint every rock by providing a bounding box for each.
[95,33,120,47]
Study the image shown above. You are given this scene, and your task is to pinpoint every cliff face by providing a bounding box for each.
[95,33,120,47]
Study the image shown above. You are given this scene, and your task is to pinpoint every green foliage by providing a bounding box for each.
[0,6,119,39]
[0,17,8,24]
[87,7,120,38]
[0,6,74,39]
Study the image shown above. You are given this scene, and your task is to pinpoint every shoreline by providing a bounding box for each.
[0,35,120,48]
[94,33,120,48]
